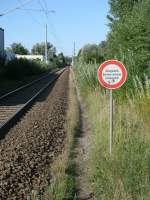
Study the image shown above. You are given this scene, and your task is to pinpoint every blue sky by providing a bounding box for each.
[0,0,110,56]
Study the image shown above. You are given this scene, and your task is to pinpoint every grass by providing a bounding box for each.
[74,62,150,200]
[29,68,80,200]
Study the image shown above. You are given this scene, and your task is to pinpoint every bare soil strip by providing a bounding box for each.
[0,69,69,200]
[74,107,94,200]
[71,70,94,200]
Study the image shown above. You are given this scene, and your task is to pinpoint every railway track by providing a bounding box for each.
[0,68,65,137]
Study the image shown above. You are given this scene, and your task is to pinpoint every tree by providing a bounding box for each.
[78,44,104,63]
[53,52,67,68]
[108,0,141,20]
[31,42,56,61]
[0,52,6,70]
[64,56,72,66]
[8,43,29,55]
[57,53,65,67]
[105,0,150,76]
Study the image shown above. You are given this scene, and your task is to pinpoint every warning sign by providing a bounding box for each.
[97,60,127,89]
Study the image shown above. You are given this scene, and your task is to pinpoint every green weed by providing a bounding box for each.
[74,62,150,200]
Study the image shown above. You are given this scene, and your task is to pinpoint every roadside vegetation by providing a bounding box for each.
[0,41,71,95]
[3,58,48,80]
[74,0,150,199]
[75,62,150,200]
[0,57,50,96]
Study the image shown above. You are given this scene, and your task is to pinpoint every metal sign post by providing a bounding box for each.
[97,60,127,155]
[109,89,113,155]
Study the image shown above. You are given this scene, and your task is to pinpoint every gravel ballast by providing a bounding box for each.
[0,69,69,199]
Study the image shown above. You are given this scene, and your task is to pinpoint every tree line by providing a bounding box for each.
[77,0,150,78]
[0,42,71,81]
[7,42,71,68]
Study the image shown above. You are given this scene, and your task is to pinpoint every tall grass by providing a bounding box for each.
[75,62,99,94]
[74,61,150,200]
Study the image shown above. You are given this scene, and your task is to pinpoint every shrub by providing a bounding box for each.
[3,58,46,80]
[0,52,6,71]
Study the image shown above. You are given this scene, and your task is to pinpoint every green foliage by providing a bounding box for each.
[106,0,150,77]
[88,91,150,200]
[74,1,150,199]
[3,58,46,80]
[7,43,29,55]
[78,43,105,63]
[64,56,72,66]
[74,62,99,93]
[53,53,66,68]
[108,0,140,20]
[0,52,6,71]
[31,42,56,61]
[74,62,150,199]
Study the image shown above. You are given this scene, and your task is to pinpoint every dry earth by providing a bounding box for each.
[72,70,94,200]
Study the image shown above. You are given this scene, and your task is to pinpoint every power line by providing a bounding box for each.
[2,0,65,55]
[37,1,65,54]
[17,8,55,14]
[45,16,66,54]
[43,0,48,10]
[38,0,46,15]
[17,0,56,63]
[38,0,50,23]
[17,0,44,27]
[0,0,34,16]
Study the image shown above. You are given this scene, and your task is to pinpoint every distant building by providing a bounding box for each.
[16,54,44,61]
[0,28,4,56]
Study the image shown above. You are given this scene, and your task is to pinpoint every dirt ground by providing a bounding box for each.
[72,71,95,200]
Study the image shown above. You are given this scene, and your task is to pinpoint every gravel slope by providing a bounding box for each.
[0,69,69,200]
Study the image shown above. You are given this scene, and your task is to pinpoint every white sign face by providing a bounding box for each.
[97,60,127,89]
[102,64,122,85]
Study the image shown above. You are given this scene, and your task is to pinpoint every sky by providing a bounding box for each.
[0,0,110,56]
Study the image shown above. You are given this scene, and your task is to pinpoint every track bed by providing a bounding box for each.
[0,69,69,199]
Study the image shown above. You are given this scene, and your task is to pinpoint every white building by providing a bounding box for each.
[16,54,44,61]
[0,28,4,56]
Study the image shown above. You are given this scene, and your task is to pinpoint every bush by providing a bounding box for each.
[105,0,150,79]
[0,53,6,71]
[3,58,46,80]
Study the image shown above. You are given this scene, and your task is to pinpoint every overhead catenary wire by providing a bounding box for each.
[1,0,66,55]
[0,0,34,16]
[17,8,55,14]
[38,0,46,16]
[17,0,44,27]
[43,0,48,11]
[17,0,57,63]
[29,0,65,54]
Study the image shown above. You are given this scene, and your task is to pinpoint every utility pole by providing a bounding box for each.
[0,6,55,64]
[45,24,48,64]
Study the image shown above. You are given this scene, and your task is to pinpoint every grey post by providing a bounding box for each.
[109,89,113,155]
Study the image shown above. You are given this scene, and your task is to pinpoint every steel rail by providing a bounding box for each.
[0,68,65,138]
[0,69,59,100]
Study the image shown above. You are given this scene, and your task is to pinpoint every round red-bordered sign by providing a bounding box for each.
[97,60,127,89]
